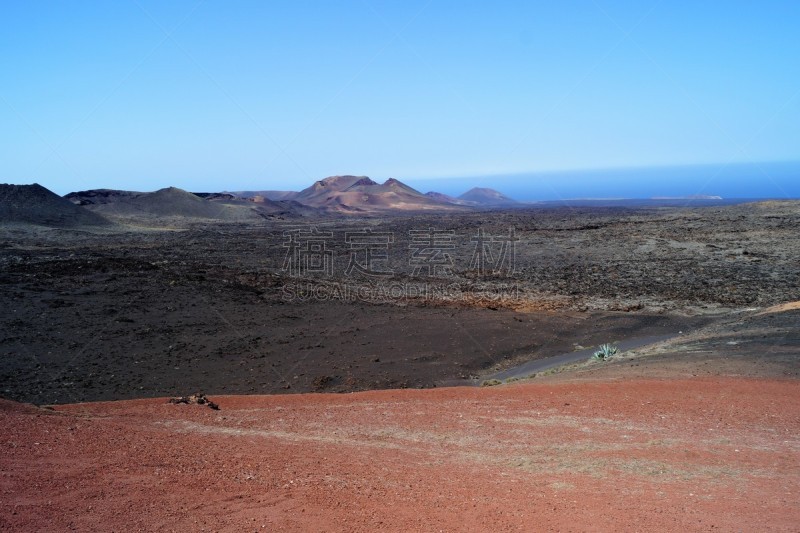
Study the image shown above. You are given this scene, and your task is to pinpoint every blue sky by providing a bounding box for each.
[1,1,799,197]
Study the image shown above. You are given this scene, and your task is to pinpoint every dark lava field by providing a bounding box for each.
[1,201,799,404]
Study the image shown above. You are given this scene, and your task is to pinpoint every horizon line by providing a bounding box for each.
[402,158,800,183]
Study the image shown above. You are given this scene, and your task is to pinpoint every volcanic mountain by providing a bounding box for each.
[458,187,519,206]
[67,187,306,222]
[64,188,142,205]
[291,175,464,212]
[0,183,112,227]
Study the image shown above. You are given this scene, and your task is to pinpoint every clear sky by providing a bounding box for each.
[1,1,799,196]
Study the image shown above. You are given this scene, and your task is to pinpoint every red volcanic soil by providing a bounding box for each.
[2,377,798,531]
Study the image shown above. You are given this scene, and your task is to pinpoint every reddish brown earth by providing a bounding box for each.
[3,376,798,531]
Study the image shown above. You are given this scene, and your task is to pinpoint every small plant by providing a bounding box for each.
[592,343,618,361]
[481,379,503,387]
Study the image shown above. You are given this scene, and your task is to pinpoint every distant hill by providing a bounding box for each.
[0,183,112,227]
[66,186,309,222]
[56,179,529,221]
[193,192,238,201]
[131,187,234,218]
[293,175,370,205]
[196,191,319,216]
[458,187,518,206]
[424,191,471,205]
[207,192,320,217]
[291,175,464,213]
[68,187,222,219]
[228,190,299,201]
[210,178,522,213]
[65,188,143,205]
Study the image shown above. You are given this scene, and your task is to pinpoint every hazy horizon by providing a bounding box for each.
[22,159,799,202]
[406,160,800,201]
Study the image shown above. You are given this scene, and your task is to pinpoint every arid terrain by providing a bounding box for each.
[1,191,799,530]
[2,376,799,531]
[5,0,799,528]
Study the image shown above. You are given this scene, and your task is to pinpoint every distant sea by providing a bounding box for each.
[405,161,800,202]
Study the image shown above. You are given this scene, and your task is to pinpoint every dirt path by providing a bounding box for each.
[482,333,678,383]
[3,377,798,531]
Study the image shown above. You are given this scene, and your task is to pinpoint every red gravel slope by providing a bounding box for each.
[2,377,798,531]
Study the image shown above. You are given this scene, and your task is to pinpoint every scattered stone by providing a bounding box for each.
[168,393,219,410]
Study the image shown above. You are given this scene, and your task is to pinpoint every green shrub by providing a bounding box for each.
[592,343,618,361]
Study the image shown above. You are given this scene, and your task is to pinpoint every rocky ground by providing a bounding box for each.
[1,201,799,530]
[0,203,800,404]
[1,202,798,403]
